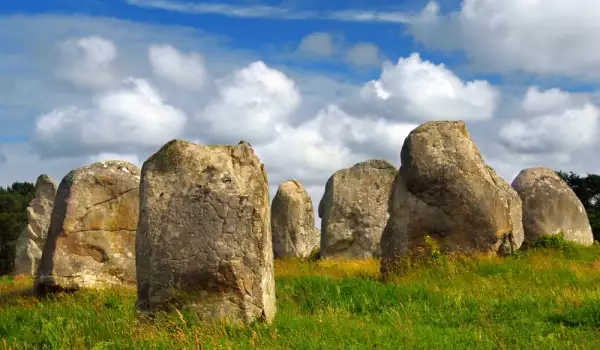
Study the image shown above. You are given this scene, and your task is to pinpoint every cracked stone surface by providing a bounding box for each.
[34,161,140,293]
[14,174,57,276]
[380,121,524,277]
[135,139,276,325]
[271,179,319,258]
[318,159,397,259]
[512,167,593,246]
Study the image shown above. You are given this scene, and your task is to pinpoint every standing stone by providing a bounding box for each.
[381,121,524,276]
[136,139,276,325]
[35,161,140,293]
[14,175,57,276]
[512,167,594,246]
[271,179,320,258]
[318,160,397,259]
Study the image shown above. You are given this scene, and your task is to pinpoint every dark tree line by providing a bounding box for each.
[0,181,35,275]
[0,170,599,275]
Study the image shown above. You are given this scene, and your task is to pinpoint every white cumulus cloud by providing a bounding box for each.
[409,0,600,78]
[148,44,208,90]
[257,103,415,187]
[55,36,118,89]
[521,87,574,114]
[256,120,357,186]
[344,42,381,67]
[499,87,600,156]
[347,53,499,121]
[296,32,337,57]
[313,104,416,160]
[33,78,187,157]
[197,61,301,145]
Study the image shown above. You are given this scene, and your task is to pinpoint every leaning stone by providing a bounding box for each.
[381,121,524,277]
[14,174,57,276]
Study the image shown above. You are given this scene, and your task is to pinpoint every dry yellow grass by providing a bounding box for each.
[274,257,380,279]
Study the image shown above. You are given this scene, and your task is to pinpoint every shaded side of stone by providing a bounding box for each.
[319,159,397,259]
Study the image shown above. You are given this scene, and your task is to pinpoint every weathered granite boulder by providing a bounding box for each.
[318,160,397,258]
[34,161,140,293]
[271,179,320,258]
[14,174,57,276]
[381,121,524,276]
[135,140,276,325]
[512,167,594,246]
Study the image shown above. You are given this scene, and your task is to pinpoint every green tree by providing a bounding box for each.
[557,171,600,242]
[0,181,35,275]
[8,181,35,198]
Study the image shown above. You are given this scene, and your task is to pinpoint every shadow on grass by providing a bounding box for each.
[0,287,35,307]
[548,299,600,327]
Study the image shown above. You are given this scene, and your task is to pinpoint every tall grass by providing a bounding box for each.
[2,237,600,349]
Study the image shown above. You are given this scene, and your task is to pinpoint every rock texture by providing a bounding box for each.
[512,167,594,246]
[318,160,397,259]
[381,121,524,275]
[34,161,140,293]
[271,179,320,258]
[136,139,276,325]
[14,175,57,276]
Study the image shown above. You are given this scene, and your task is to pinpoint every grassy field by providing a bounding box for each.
[2,238,600,349]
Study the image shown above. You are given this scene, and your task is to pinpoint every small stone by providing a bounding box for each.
[512,167,594,246]
[271,179,320,258]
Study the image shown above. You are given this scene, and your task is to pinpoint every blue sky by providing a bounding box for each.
[0,0,461,80]
[1,0,600,213]
[1,0,423,49]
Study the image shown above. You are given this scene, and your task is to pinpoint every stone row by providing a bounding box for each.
[11,120,592,325]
